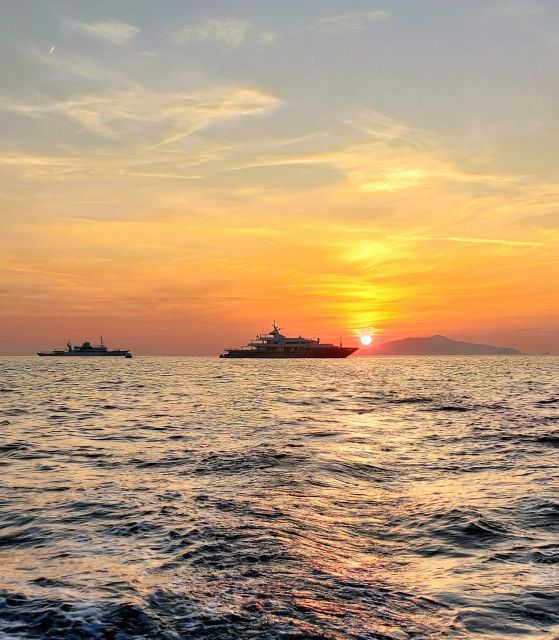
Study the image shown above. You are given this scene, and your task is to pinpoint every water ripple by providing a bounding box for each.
[0,355,558,638]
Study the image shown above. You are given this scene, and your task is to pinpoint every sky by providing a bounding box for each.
[1,0,558,355]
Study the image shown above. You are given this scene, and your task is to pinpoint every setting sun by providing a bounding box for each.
[360,335,372,346]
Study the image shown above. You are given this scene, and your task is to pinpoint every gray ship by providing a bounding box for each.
[220,322,358,358]
[38,337,132,358]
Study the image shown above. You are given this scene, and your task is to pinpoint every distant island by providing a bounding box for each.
[368,334,524,356]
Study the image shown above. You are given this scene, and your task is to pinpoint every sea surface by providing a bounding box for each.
[0,356,558,639]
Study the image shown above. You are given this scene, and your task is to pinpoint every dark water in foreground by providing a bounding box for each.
[0,356,558,639]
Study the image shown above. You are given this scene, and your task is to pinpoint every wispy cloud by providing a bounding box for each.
[360,169,429,192]
[343,108,429,148]
[511,326,559,333]
[122,171,202,181]
[67,19,139,45]
[0,86,281,145]
[30,47,133,85]
[310,10,389,34]
[1,265,78,278]
[222,108,435,188]
[486,1,545,17]
[406,235,543,247]
[171,18,251,48]
[256,31,278,45]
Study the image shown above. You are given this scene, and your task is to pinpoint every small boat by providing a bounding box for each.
[220,322,358,358]
[38,336,132,357]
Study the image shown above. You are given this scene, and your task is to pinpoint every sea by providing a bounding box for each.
[0,356,558,639]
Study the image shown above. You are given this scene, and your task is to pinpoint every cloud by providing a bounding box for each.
[0,154,82,173]
[360,169,429,192]
[1,265,78,278]
[30,47,133,85]
[256,31,278,45]
[511,326,559,333]
[515,211,559,229]
[405,236,543,247]
[220,106,535,206]
[343,108,430,148]
[310,10,389,34]
[171,18,251,48]
[223,108,434,183]
[0,86,281,145]
[487,1,545,17]
[67,19,139,45]
[368,11,390,21]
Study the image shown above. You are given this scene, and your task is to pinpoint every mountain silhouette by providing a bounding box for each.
[369,334,524,355]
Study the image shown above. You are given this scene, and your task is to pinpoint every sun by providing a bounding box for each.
[360,334,372,346]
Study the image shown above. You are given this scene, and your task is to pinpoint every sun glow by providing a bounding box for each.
[360,334,372,346]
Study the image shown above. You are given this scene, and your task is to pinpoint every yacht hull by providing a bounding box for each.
[220,347,357,358]
[37,351,130,357]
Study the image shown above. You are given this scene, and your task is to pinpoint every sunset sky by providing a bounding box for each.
[1,0,558,354]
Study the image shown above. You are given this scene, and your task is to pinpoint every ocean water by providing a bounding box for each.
[0,356,558,640]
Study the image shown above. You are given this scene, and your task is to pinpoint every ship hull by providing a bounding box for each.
[220,347,358,358]
[37,351,130,357]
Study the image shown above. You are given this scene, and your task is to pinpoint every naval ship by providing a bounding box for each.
[38,337,132,358]
[220,322,358,358]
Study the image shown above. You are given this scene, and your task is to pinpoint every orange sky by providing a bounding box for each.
[1,1,558,354]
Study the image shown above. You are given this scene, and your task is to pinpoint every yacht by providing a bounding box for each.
[220,322,358,358]
[38,337,132,357]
